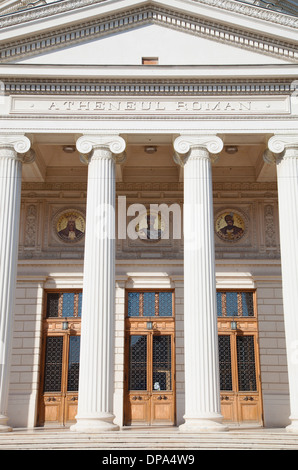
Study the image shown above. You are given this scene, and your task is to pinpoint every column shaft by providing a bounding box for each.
[266,136,298,432]
[268,137,298,432]
[0,136,31,432]
[174,135,227,432]
[71,135,125,433]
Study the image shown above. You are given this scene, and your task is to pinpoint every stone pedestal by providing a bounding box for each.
[71,134,126,433]
[0,135,33,432]
[174,135,227,432]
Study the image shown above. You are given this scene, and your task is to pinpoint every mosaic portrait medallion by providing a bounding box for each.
[215,211,245,242]
[55,209,85,243]
[136,211,166,241]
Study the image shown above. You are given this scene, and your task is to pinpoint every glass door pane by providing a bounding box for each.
[218,335,233,391]
[152,335,172,391]
[129,335,147,390]
[43,336,63,392]
[67,336,80,392]
[236,336,257,391]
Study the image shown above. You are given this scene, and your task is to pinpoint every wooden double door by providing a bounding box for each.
[218,291,263,425]
[124,290,176,426]
[38,291,81,426]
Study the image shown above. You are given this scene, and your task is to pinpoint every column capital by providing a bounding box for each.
[173,134,223,166]
[264,134,298,164]
[0,134,35,163]
[76,134,126,164]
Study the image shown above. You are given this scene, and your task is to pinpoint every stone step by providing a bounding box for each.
[1,429,298,450]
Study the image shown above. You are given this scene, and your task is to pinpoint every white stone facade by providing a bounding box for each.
[0,0,298,433]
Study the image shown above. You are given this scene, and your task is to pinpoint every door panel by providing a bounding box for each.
[38,291,82,426]
[125,333,175,426]
[124,290,175,426]
[39,333,81,426]
[217,290,263,425]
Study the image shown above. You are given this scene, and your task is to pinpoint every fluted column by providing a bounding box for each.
[0,135,33,432]
[71,134,126,433]
[265,135,298,433]
[173,135,227,432]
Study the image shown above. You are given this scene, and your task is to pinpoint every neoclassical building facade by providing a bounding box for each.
[0,0,298,434]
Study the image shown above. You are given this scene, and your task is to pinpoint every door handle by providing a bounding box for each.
[157,395,168,400]
[243,396,254,401]
[132,396,142,401]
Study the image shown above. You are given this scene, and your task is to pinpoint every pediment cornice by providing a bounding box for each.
[0,1,298,64]
[1,0,298,31]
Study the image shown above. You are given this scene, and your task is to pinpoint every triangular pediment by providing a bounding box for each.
[0,0,298,66]
[14,23,292,66]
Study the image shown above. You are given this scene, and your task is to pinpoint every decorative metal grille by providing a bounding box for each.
[62,293,75,317]
[241,292,254,317]
[153,336,172,391]
[226,292,238,317]
[43,336,63,392]
[129,335,147,390]
[143,292,155,316]
[127,292,140,317]
[46,293,60,318]
[78,292,82,318]
[237,336,257,391]
[46,292,82,318]
[218,335,233,391]
[159,292,172,317]
[217,291,254,317]
[127,291,173,317]
[67,336,80,392]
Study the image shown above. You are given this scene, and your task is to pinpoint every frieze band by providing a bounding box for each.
[10,96,291,116]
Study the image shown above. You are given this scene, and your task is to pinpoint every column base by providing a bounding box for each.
[70,413,119,433]
[286,419,298,433]
[0,415,12,432]
[179,415,228,433]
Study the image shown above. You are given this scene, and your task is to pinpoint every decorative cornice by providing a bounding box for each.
[0,5,298,63]
[20,180,278,192]
[1,0,298,31]
[2,78,295,96]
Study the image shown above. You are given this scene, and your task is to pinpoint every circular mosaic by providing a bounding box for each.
[55,209,85,243]
[215,211,245,242]
[137,211,166,241]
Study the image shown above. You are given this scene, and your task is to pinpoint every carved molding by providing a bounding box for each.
[268,134,298,153]
[20,180,278,193]
[0,134,35,163]
[1,5,298,63]
[3,78,294,96]
[1,0,298,31]
[76,134,126,163]
[264,134,298,164]
[173,134,223,166]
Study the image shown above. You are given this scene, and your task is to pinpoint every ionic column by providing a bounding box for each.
[0,135,33,432]
[265,135,298,433]
[71,134,126,433]
[173,135,227,432]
